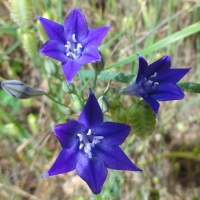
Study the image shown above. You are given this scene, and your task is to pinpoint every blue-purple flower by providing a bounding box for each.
[38,8,111,84]
[42,89,141,194]
[122,55,191,114]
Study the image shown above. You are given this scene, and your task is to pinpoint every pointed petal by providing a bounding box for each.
[76,154,107,194]
[141,94,160,114]
[136,54,148,84]
[64,8,88,42]
[54,120,86,149]
[78,89,103,129]
[40,40,68,62]
[43,142,79,177]
[97,145,142,171]
[82,26,111,48]
[77,47,101,65]
[37,17,65,44]
[145,56,171,77]
[151,84,184,101]
[154,68,191,84]
[121,83,141,97]
[94,122,131,145]
[61,61,82,84]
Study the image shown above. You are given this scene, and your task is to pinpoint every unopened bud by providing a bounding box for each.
[92,51,105,75]
[98,96,109,113]
[62,81,76,94]
[1,80,44,99]
[110,100,127,123]
[45,59,57,75]
[127,100,156,139]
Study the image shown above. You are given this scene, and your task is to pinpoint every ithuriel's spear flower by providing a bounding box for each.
[37,8,111,84]
[42,89,141,194]
[121,55,191,114]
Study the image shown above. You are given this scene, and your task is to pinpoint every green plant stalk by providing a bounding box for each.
[44,92,77,112]
[95,194,102,200]
[93,72,98,91]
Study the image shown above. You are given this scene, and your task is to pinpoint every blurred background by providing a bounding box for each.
[0,0,200,199]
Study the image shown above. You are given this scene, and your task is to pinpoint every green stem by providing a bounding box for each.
[95,194,102,200]
[93,72,98,91]
[110,92,121,102]
[44,93,77,112]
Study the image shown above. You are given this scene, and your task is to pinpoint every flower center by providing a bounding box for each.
[77,129,104,158]
[143,72,159,93]
[65,34,82,60]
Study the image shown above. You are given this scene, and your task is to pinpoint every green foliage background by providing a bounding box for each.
[0,0,200,199]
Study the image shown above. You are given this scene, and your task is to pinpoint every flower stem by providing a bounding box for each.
[95,194,102,200]
[44,92,77,112]
[93,72,98,91]
[110,92,121,101]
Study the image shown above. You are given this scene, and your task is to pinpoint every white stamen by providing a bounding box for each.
[149,72,157,79]
[154,82,159,86]
[87,129,92,135]
[72,34,77,42]
[77,133,83,141]
[84,144,92,158]
[79,143,84,149]
[146,80,153,85]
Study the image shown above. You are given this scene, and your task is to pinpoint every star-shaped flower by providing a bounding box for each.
[38,8,111,84]
[42,89,141,194]
[121,55,191,114]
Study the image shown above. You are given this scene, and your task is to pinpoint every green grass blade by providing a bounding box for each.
[105,21,200,70]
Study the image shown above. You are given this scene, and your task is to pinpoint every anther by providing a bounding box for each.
[72,34,77,42]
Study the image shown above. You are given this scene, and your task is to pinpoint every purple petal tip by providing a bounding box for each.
[36,16,41,20]
[136,54,142,59]
[89,88,93,95]
[42,172,49,178]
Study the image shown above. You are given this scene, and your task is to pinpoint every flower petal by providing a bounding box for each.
[77,47,101,65]
[40,40,68,62]
[96,145,142,171]
[121,83,141,97]
[82,26,111,48]
[76,154,107,194]
[54,120,86,149]
[136,54,148,84]
[61,60,82,84]
[141,94,160,114]
[144,56,171,78]
[151,84,184,101]
[78,89,103,129]
[64,8,88,42]
[94,122,131,146]
[42,142,80,177]
[37,17,65,44]
[154,68,191,84]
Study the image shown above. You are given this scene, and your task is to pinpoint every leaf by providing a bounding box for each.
[178,82,200,93]
[80,70,134,83]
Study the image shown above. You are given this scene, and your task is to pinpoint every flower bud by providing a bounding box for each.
[62,81,76,94]
[92,51,105,76]
[110,100,127,123]
[127,100,156,139]
[98,96,109,113]
[1,80,44,99]
[45,59,57,76]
